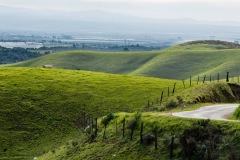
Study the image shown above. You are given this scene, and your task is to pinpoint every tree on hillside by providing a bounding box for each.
[127,112,142,140]
[101,113,115,139]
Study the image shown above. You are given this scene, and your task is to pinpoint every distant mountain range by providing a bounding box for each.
[1,5,240,40]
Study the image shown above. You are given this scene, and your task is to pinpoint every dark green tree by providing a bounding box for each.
[101,113,115,138]
[127,112,142,140]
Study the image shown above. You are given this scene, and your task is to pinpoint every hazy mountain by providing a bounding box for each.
[1,5,240,39]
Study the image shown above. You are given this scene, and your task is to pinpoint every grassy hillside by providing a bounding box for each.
[1,67,240,159]
[176,82,240,103]
[130,41,240,79]
[38,113,240,160]
[0,67,184,158]
[10,40,240,80]
[11,50,160,74]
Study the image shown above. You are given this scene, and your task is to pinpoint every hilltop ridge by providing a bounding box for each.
[9,40,240,80]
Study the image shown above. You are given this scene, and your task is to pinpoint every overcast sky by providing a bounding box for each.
[1,0,240,21]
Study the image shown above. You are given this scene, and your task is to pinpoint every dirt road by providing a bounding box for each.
[172,104,239,121]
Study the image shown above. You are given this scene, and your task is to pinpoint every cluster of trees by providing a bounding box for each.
[182,40,240,48]
[0,47,41,64]
[108,44,164,52]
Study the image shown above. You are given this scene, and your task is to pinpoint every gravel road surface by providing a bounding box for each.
[172,104,239,121]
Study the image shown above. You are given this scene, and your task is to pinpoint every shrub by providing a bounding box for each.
[127,112,142,130]
[66,146,80,156]
[177,96,183,104]
[127,118,137,130]
[218,132,240,159]
[51,148,56,154]
[102,113,115,138]
[162,134,172,148]
[127,112,142,140]
[142,134,155,145]
[180,120,223,159]
[72,140,78,147]
[102,113,115,127]
[166,99,178,109]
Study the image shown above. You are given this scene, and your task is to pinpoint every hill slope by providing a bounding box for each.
[10,40,240,80]
[1,67,240,159]
[132,41,240,79]
[38,113,240,160]
[11,51,160,74]
[0,67,183,158]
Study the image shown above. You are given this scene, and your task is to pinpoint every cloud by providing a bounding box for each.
[1,0,240,10]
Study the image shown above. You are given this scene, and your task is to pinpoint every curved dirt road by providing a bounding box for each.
[172,104,239,121]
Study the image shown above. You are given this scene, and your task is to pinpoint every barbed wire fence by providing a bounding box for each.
[145,72,240,110]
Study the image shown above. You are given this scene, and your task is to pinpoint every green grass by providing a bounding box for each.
[1,67,240,159]
[37,113,240,160]
[9,40,240,80]
[233,105,240,120]
[2,40,240,159]
[0,67,184,158]
[177,82,237,103]
[10,50,159,75]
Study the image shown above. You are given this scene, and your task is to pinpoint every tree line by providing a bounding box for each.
[0,47,41,64]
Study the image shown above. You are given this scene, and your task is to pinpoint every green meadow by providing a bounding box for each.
[11,40,240,80]
[1,40,240,159]
[0,67,185,158]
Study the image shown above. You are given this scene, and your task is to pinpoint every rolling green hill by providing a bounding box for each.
[1,67,240,159]
[0,67,184,159]
[3,40,240,159]
[37,113,240,160]
[11,50,160,75]
[10,40,240,80]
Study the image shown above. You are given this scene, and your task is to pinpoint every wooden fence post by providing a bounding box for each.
[170,136,175,158]
[168,87,170,97]
[190,76,192,87]
[115,119,118,137]
[154,128,158,150]
[91,118,94,132]
[197,76,199,85]
[182,79,185,89]
[226,72,229,82]
[95,118,98,136]
[122,118,125,139]
[172,83,176,95]
[160,91,164,106]
[203,75,206,83]
[218,73,220,82]
[140,122,143,144]
[83,112,86,129]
